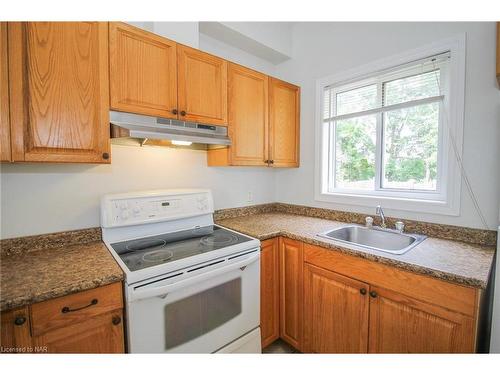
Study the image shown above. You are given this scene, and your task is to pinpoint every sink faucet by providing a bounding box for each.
[376,205,386,228]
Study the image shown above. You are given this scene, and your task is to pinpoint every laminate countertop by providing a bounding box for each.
[0,241,123,312]
[216,213,495,289]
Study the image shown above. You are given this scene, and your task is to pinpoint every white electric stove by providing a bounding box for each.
[100,189,261,353]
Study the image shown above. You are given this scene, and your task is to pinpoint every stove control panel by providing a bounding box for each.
[100,190,214,228]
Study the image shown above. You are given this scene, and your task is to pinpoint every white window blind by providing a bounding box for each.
[323,52,449,123]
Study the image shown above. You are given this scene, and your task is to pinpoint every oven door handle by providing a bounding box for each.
[129,253,260,302]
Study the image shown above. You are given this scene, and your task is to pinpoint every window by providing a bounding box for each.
[316,37,465,215]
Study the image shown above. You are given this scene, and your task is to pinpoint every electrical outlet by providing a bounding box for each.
[247,191,253,203]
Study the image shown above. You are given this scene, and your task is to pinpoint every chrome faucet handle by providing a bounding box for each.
[365,216,374,228]
[395,221,405,233]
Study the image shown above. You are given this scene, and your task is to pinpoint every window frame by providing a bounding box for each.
[314,36,465,216]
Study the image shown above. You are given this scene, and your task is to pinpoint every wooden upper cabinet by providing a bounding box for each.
[207,63,268,166]
[109,22,178,119]
[0,22,11,162]
[368,286,475,353]
[303,264,369,353]
[177,45,227,125]
[8,22,110,163]
[279,237,303,350]
[228,64,268,166]
[260,238,280,348]
[269,78,300,167]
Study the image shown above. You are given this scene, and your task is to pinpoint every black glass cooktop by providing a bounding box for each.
[110,225,253,272]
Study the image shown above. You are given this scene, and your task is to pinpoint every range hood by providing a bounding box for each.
[110,111,231,148]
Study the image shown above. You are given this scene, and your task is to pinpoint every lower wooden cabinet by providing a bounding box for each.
[368,286,475,353]
[32,310,124,354]
[0,307,32,352]
[303,263,369,353]
[258,237,482,354]
[303,243,481,353]
[260,238,280,348]
[279,237,303,350]
[0,282,124,354]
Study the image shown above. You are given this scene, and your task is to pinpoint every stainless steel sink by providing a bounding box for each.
[317,225,426,255]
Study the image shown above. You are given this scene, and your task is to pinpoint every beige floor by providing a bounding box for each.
[262,339,299,354]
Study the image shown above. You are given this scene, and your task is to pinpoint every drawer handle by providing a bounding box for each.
[112,316,122,325]
[61,298,98,313]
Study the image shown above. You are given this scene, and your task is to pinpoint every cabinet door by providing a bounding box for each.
[109,22,178,119]
[260,238,280,348]
[227,63,268,166]
[368,286,476,353]
[0,22,11,162]
[1,307,32,352]
[8,22,110,163]
[279,237,303,350]
[269,78,300,167]
[303,263,369,353]
[32,310,124,353]
[177,45,227,125]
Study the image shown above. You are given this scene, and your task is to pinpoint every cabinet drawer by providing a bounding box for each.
[31,283,123,336]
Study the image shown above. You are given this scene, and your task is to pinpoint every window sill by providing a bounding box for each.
[315,191,460,216]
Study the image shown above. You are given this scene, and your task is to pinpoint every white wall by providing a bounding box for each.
[199,33,276,76]
[199,22,293,64]
[274,22,500,230]
[0,146,275,239]
[127,22,199,48]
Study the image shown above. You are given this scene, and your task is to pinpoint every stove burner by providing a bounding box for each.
[126,239,166,252]
[142,249,174,262]
[200,232,239,246]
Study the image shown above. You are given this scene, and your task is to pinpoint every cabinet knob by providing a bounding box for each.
[172,109,178,115]
[370,291,378,298]
[102,152,110,160]
[112,316,122,325]
[180,110,187,116]
[14,316,26,326]
[269,160,274,164]
[360,288,367,295]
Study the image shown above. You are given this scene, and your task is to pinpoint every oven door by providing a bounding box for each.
[125,249,260,353]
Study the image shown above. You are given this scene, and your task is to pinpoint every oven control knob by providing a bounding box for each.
[121,210,129,220]
[133,206,140,215]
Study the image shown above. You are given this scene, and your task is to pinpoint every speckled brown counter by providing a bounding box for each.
[0,241,123,312]
[216,212,495,289]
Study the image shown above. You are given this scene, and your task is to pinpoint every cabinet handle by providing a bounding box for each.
[61,298,98,313]
[14,316,26,326]
[172,109,178,115]
[360,288,367,295]
[102,152,110,160]
[112,316,122,325]
[369,291,378,298]
[180,110,187,116]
